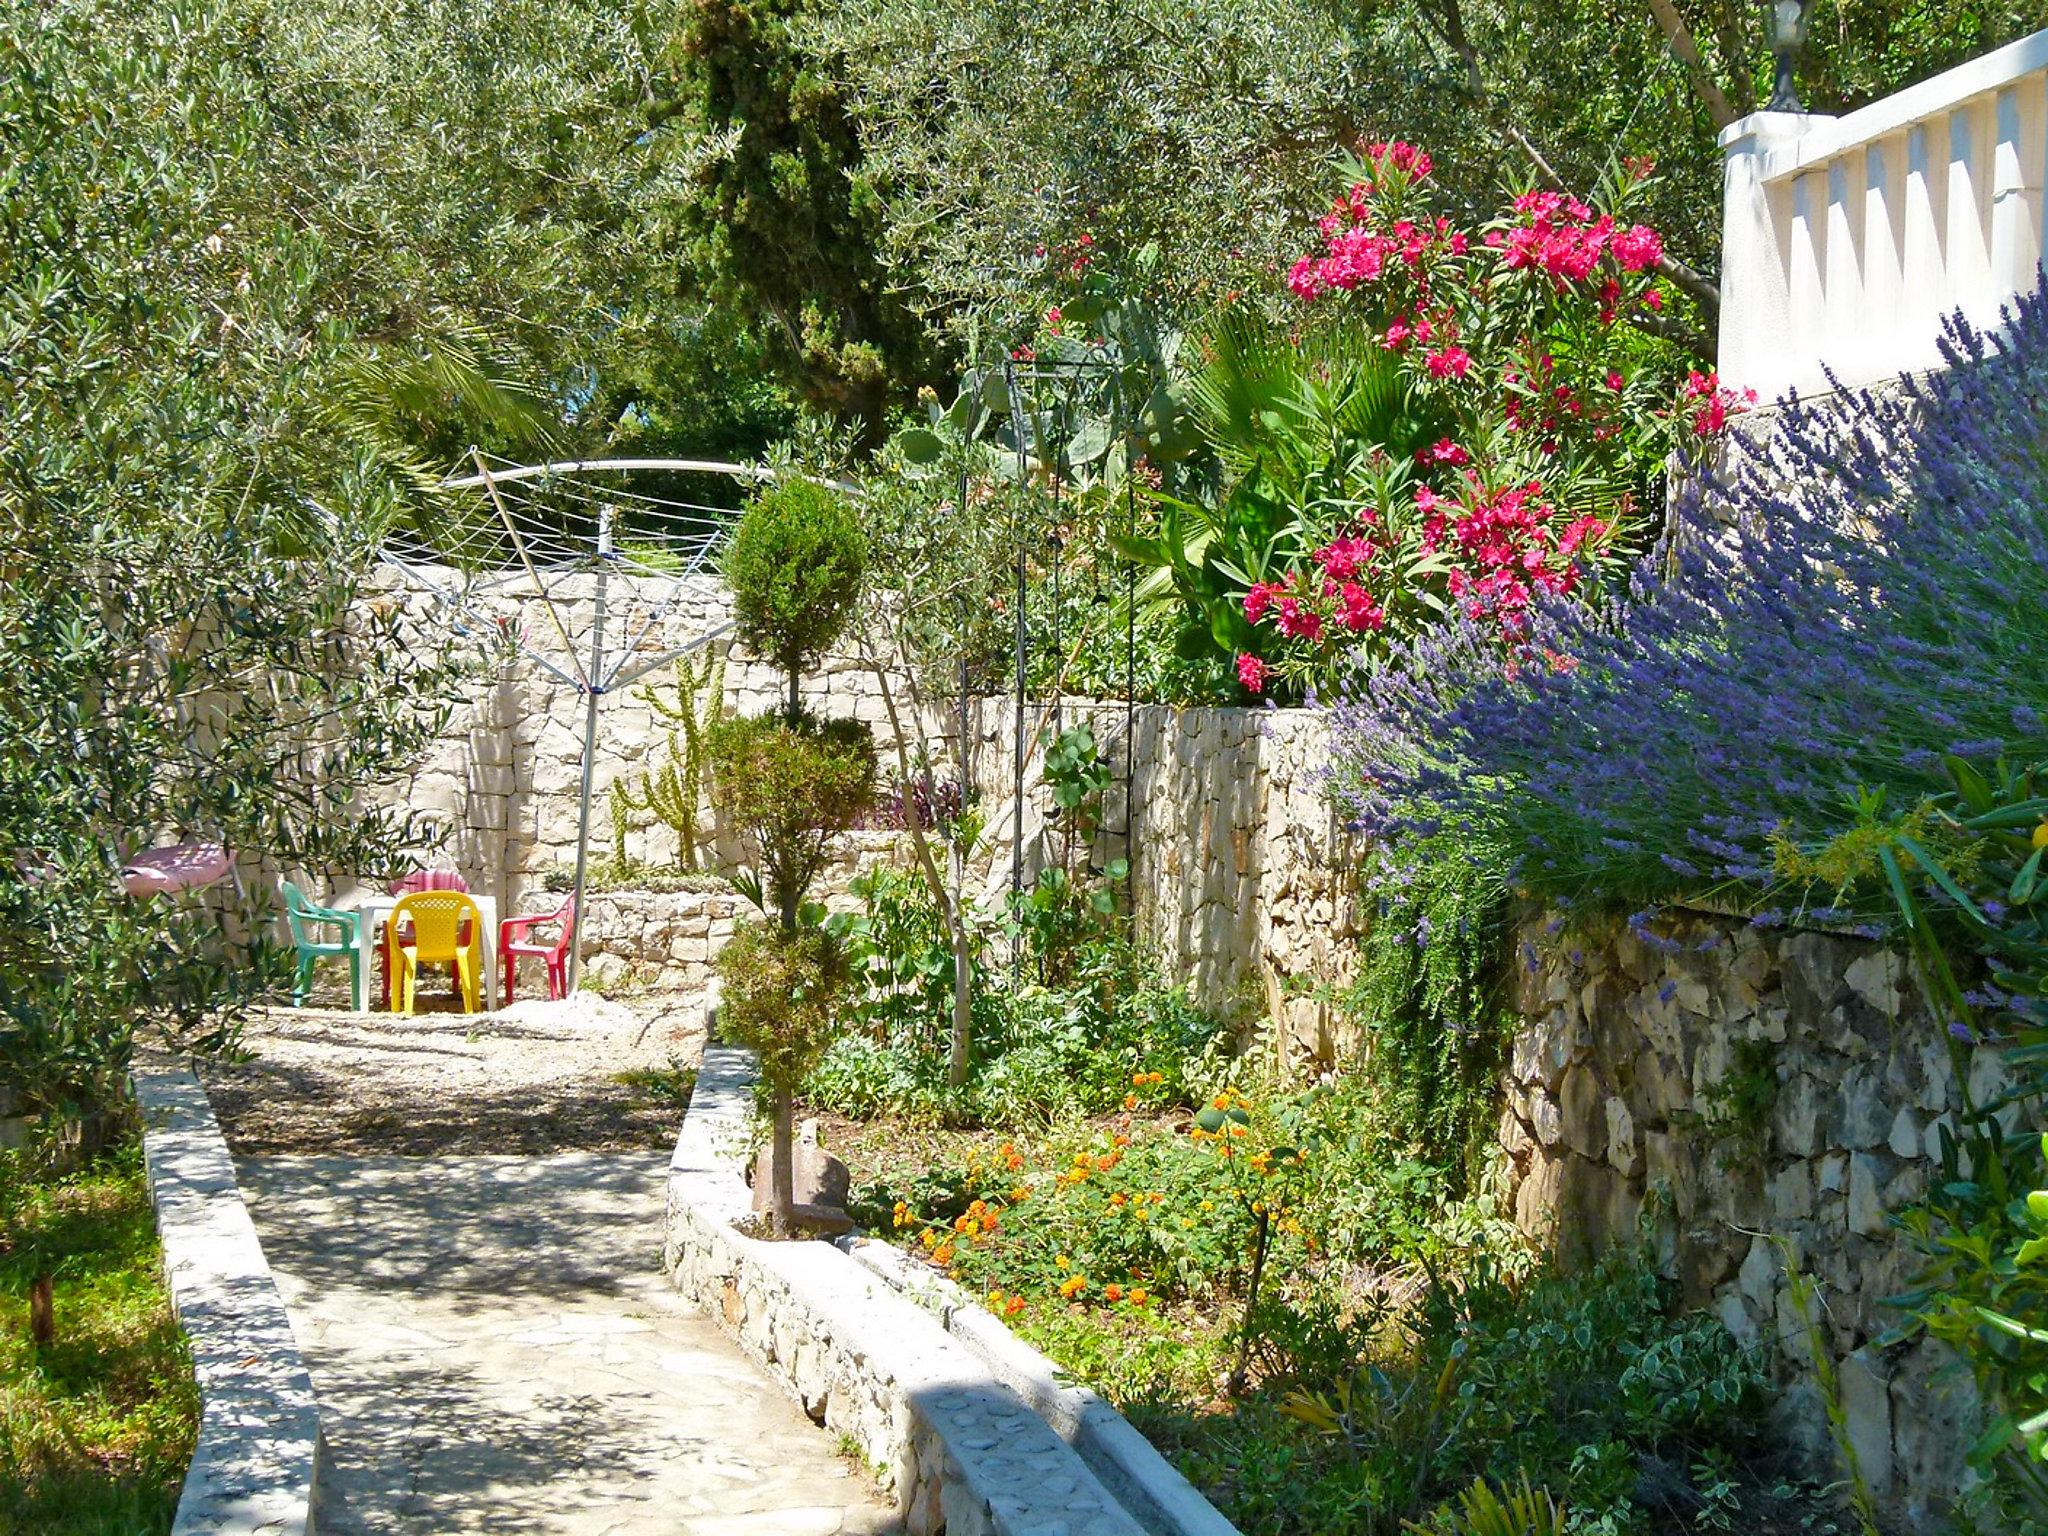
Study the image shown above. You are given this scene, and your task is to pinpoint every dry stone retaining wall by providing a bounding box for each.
[1500,908,1992,1525]
[961,701,1358,1058]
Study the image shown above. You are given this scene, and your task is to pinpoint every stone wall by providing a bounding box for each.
[1499,907,1991,1526]
[961,701,1358,1058]
[372,585,1360,1052]
[357,568,908,909]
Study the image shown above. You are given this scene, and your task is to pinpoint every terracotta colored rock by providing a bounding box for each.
[751,1119,850,1215]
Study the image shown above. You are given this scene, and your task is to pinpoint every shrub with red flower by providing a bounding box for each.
[1216,143,1733,699]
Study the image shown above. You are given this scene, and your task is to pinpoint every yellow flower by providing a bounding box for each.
[1200,1200,1215,1212]
[1056,1253,1070,1269]
[1129,1287,1149,1306]
[1181,1216,1195,1229]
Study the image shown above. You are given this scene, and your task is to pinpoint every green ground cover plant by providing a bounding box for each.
[0,1140,198,1536]
[839,1088,1832,1535]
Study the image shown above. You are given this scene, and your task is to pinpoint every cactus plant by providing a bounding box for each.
[614,647,727,872]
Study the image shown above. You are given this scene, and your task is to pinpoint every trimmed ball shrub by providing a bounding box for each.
[722,479,866,706]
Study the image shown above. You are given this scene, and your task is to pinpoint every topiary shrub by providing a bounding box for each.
[721,478,866,716]
[709,478,875,1234]
[706,714,876,928]
[717,920,849,1116]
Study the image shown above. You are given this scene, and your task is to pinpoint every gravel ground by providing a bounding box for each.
[201,989,707,1157]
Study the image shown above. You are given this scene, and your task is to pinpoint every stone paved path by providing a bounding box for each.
[237,1150,900,1535]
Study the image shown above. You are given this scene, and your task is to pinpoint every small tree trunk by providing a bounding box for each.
[948,925,974,1088]
[769,1086,796,1235]
[28,1273,54,1347]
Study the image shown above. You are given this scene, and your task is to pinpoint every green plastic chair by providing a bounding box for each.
[282,880,362,1008]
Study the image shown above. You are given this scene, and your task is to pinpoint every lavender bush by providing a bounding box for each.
[1328,283,2048,922]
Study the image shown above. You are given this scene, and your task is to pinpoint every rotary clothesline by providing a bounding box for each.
[377,451,759,989]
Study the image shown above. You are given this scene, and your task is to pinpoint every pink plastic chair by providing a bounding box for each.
[499,895,576,1004]
[388,868,470,897]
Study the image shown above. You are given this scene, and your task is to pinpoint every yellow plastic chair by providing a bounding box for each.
[388,891,483,1015]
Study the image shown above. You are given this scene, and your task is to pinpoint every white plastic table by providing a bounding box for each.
[354,893,499,1012]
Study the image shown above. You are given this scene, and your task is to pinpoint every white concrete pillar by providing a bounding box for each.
[1719,110,1836,403]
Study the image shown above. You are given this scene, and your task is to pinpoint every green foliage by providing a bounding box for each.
[661,0,935,427]
[1345,844,1513,1184]
[1409,1474,1568,1536]
[814,0,1386,333]
[0,1140,198,1534]
[616,647,729,872]
[715,922,850,1097]
[1892,1129,2048,1528]
[1,0,486,1126]
[825,867,965,1054]
[722,480,868,698]
[707,714,877,924]
[1681,1037,1781,1171]
[808,960,1225,1127]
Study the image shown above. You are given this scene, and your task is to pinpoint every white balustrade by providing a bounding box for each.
[1719,28,2048,402]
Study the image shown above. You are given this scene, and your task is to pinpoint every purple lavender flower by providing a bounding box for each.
[1324,286,2048,925]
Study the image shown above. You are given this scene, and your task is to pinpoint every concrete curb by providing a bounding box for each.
[839,1238,1241,1536]
[133,1058,321,1536]
[665,1046,1153,1536]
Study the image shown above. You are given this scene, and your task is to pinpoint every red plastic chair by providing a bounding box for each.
[499,894,576,1004]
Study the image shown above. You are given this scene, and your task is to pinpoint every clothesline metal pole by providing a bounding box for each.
[567,502,613,994]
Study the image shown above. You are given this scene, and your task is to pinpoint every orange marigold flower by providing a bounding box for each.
[1129,1287,1149,1306]
[1123,1094,1139,1111]
[1005,1296,1026,1317]
[934,1244,955,1265]
[1104,1284,1123,1302]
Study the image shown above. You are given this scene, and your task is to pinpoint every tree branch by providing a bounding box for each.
[1644,0,1738,128]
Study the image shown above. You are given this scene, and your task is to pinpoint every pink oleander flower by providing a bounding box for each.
[1274,595,1322,641]
[1612,223,1663,272]
[1244,581,1279,624]
[1314,535,1374,581]
[1337,582,1385,632]
[1418,437,1470,467]
[1426,345,1472,381]
[1236,653,1267,693]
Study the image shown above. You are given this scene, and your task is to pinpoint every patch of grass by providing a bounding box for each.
[0,1140,198,1536]
[612,1063,698,1110]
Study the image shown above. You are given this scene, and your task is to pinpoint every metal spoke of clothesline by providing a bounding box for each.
[376,450,785,993]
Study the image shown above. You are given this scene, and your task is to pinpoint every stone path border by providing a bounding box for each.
[133,1057,323,1536]
[839,1240,1240,1536]
[666,1046,1154,1536]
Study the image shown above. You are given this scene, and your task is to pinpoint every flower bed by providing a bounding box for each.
[829,1071,1847,1536]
